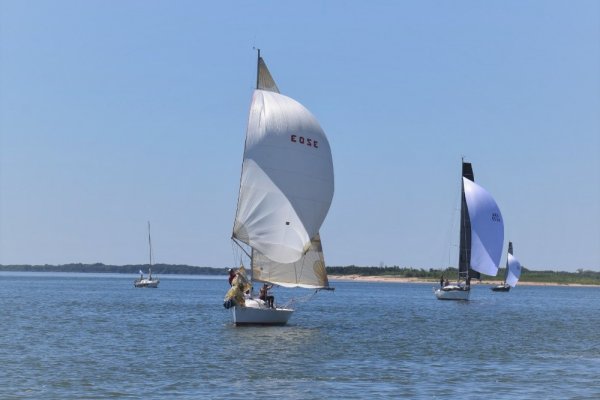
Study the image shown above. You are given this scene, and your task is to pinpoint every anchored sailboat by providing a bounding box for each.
[435,161,504,300]
[491,241,522,292]
[134,222,160,288]
[224,51,334,325]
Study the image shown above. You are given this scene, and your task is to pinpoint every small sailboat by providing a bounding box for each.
[134,222,160,288]
[491,241,522,292]
[224,50,334,326]
[435,161,504,300]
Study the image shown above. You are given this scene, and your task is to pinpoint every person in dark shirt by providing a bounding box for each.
[228,269,236,286]
[259,283,274,308]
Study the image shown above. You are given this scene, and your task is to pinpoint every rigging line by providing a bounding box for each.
[230,49,260,236]
[147,221,153,267]
[440,196,460,269]
[230,241,240,268]
[281,290,319,309]
[232,238,251,259]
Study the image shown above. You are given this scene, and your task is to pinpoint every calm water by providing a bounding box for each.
[1,272,599,399]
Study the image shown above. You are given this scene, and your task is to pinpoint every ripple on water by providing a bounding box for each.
[1,275,599,399]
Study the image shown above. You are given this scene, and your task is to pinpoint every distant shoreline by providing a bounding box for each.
[328,274,600,287]
[1,265,599,286]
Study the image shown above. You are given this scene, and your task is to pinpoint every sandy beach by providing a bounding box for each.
[328,274,600,287]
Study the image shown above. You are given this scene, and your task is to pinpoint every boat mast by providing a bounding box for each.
[248,46,261,288]
[231,237,252,259]
[458,159,468,282]
[230,48,261,280]
[148,221,153,269]
[459,170,465,283]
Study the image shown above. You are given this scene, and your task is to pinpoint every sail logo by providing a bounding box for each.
[291,134,319,149]
[491,213,501,222]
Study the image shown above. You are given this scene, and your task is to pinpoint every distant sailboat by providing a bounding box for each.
[134,222,160,288]
[435,161,504,300]
[491,241,522,292]
[224,50,334,325]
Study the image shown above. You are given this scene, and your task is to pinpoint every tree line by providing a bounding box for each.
[326,265,600,285]
[0,263,223,275]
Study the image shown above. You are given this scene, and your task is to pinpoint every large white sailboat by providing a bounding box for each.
[134,222,160,288]
[491,241,522,292]
[435,161,504,300]
[224,51,334,326]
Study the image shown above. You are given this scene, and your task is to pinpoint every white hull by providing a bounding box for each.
[434,285,470,301]
[232,298,293,326]
[134,279,159,288]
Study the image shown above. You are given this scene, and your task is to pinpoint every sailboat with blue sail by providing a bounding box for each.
[492,241,522,292]
[435,161,504,300]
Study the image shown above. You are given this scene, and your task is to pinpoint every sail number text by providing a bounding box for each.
[491,213,501,222]
[291,135,319,149]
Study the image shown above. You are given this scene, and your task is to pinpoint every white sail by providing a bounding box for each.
[233,89,334,264]
[226,54,334,325]
[505,253,522,287]
[257,57,279,93]
[251,233,329,289]
[463,177,504,276]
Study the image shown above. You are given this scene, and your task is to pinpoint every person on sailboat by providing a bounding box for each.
[259,283,274,308]
[228,268,236,286]
[440,275,445,288]
[224,279,248,309]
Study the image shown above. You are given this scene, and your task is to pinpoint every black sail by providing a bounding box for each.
[504,241,513,282]
[458,162,480,281]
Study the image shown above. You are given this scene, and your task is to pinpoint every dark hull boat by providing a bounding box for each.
[490,242,521,292]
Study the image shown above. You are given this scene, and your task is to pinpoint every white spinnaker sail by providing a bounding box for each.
[463,177,504,276]
[233,90,334,264]
[505,253,522,287]
[251,234,329,289]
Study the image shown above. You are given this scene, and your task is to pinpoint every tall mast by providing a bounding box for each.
[250,47,261,288]
[148,221,152,267]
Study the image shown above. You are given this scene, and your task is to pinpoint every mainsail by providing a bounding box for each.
[251,234,329,289]
[232,56,334,265]
[459,162,475,280]
[257,57,279,93]
[463,177,504,276]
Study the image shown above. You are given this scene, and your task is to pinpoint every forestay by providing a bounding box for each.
[463,177,504,276]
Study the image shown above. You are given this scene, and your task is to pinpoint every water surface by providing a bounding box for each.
[1,272,599,399]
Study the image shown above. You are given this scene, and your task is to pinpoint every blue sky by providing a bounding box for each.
[1,1,598,272]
